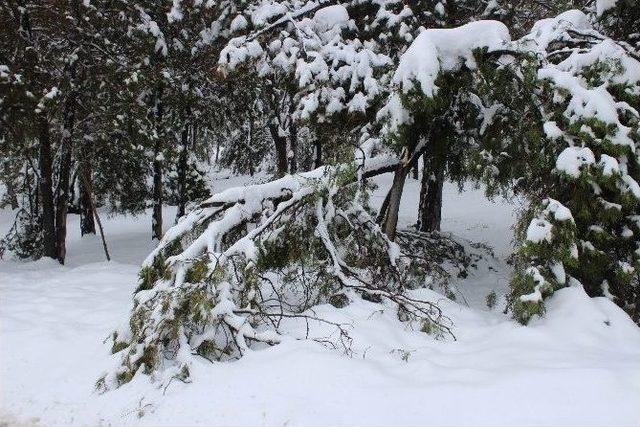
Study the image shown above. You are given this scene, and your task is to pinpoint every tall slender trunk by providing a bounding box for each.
[417,155,445,232]
[152,85,164,240]
[79,163,96,235]
[79,171,110,261]
[269,123,288,177]
[381,164,409,241]
[54,90,77,264]
[176,122,189,221]
[289,122,298,174]
[314,140,322,169]
[38,117,56,259]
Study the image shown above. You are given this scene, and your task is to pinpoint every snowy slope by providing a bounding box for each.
[1,175,640,427]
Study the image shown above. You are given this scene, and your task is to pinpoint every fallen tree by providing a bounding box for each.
[99,159,495,390]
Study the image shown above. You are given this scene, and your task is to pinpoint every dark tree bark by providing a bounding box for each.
[417,155,445,232]
[417,126,447,233]
[381,163,409,241]
[79,172,110,261]
[313,140,322,169]
[289,122,298,174]
[152,85,164,241]
[269,123,288,177]
[79,164,96,235]
[176,122,189,221]
[54,89,77,263]
[38,117,56,259]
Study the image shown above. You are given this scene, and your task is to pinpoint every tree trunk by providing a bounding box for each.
[289,122,298,174]
[38,117,56,259]
[417,155,445,232]
[381,164,409,241]
[269,123,288,177]
[54,90,77,264]
[152,85,164,241]
[176,122,189,221]
[412,162,419,180]
[79,164,96,235]
[79,172,110,261]
[314,140,322,168]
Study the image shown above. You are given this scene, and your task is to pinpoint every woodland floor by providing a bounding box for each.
[1,173,640,427]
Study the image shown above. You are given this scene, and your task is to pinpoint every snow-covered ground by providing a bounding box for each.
[2,175,640,427]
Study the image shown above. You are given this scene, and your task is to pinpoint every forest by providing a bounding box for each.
[1,0,640,425]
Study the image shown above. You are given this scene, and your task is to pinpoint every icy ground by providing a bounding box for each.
[2,175,640,427]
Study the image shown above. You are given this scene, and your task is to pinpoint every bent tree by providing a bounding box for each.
[98,163,464,389]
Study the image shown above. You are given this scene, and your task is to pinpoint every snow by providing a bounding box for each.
[543,121,563,139]
[523,10,591,52]
[596,0,618,16]
[394,20,511,97]
[229,14,249,32]
[313,5,349,32]
[556,146,596,178]
[2,175,640,426]
[526,218,553,243]
[250,1,288,27]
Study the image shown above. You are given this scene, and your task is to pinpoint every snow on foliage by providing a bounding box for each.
[393,20,511,97]
[511,9,640,324]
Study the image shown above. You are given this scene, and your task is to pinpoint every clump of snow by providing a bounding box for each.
[251,1,288,27]
[523,10,591,52]
[230,14,249,32]
[599,154,620,176]
[520,266,547,302]
[393,20,511,97]
[526,198,573,244]
[313,5,349,32]
[544,198,573,222]
[543,121,563,139]
[555,146,595,177]
[596,0,618,16]
[526,218,553,243]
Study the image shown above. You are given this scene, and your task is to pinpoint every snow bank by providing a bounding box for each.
[2,255,639,427]
[394,20,511,96]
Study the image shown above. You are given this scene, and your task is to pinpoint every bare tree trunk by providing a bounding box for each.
[80,172,110,261]
[54,89,77,264]
[381,164,409,241]
[176,122,189,221]
[314,140,322,169]
[38,117,56,259]
[417,155,445,232]
[269,123,288,177]
[289,122,298,174]
[152,85,164,241]
[79,163,96,235]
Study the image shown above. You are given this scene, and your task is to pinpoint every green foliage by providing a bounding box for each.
[136,254,172,292]
[485,291,497,309]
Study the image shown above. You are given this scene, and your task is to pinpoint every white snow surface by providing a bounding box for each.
[2,174,640,426]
